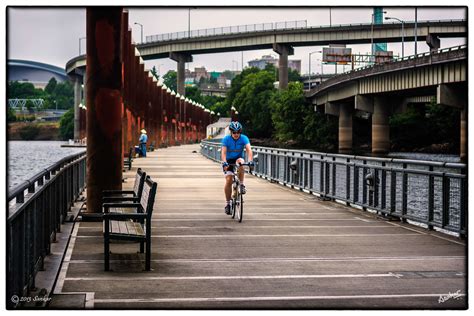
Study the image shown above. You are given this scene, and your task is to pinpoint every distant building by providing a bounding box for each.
[288,60,302,73]
[248,55,301,73]
[8,59,68,89]
[248,55,278,69]
[193,67,209,82]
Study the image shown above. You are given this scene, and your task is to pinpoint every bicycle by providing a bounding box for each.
[228,162,253,223]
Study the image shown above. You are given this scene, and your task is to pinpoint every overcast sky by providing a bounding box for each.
[7,6,467,76]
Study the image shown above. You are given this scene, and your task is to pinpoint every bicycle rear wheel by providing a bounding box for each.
[231,188,236,219]
[235,191,243,222]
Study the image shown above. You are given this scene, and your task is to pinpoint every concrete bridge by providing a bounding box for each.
[50,144,466,309]
[305,45,467,160]
[66,18,466,93]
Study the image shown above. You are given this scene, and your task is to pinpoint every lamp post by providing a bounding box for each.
[385,16,405,58]
[308,50,321,90]
[134,22,143,43]
[79,37,86,55]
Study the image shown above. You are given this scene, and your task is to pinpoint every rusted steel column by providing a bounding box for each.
[338,104,353,154]
[73,75,82,140]
[460,107,467,162]
[86,7,123,213]
[160,84,168,146]
[372,97,390,155]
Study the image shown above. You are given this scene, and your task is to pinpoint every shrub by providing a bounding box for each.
[19,124,40,140]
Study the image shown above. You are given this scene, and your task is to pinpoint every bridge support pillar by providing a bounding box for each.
[73,76,82,140]
[372,97,390,155]
[170,52,193,96]
[426,34,440,53]
[339,104,353,154]
[438,82,469,162]
[273,43,294,89]
[85,7,123,214]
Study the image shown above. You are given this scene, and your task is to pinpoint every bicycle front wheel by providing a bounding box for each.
[235,191,243,222]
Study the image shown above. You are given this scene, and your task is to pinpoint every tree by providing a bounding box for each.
[163,70,177,92]
[232,70,276,138]
[45,77,58,95]
[7,107,16,122]
[224,67,260,110]
[59,107,74,140]
[150,66,159,80]
[270,81,307,143]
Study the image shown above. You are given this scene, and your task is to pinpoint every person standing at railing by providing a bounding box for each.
[221,121,254,215]
[135,129,148,158]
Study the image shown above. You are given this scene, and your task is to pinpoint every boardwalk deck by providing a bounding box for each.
[54,144,466,309]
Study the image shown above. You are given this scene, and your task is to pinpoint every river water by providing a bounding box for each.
[8,141,85,191]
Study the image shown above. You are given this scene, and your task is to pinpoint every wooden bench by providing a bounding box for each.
[103,177,158,271]
[148,141,156,152]
[102,168,146,206]
[123,147,133,171]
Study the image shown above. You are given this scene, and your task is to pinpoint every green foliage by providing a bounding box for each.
[270,81,307,142]
[8,78,74,110]
[150,66,159,80]
[8,81,42,99]
[389,102,460,150]
[232,70,276,138]
[163,70,177,92]
[59,107,74,140]
[7,107,16,122]
[221,70,236,80]
[303,111,338,151]
[45,77,57,94]
[19,124,40,140]
[225,67,261,108]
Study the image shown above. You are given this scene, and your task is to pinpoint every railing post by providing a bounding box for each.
[427,166,435,230]
[353,163,359,204]
[345,158,351,204]
[441,174,450,228]
[381,162,387,210]
[401,163,408,223]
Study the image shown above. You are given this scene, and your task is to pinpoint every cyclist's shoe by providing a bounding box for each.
[240,184,247,194]
[224,204,232,215]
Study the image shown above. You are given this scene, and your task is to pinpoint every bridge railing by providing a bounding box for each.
[7,151,86,308]
[146,20,307,43]
[308,45,467,96]
[200,140,466,237]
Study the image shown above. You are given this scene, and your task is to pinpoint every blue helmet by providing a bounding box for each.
[229,121,242,132]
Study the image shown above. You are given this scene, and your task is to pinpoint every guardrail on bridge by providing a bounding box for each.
[7,151,87,308]
[201,140,466,237]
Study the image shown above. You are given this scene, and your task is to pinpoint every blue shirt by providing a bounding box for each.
[139,133,148,144]
[221,134,250,160]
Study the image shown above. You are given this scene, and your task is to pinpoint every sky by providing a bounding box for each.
[6,6,467,76]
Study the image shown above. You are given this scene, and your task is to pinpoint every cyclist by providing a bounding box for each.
[221,121,254,215]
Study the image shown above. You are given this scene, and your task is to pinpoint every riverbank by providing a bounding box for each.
[8,122,60,140]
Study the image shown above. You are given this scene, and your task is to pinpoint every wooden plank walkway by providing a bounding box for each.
[54,144,467,309]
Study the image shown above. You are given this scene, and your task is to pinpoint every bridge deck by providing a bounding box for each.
[55,144,466,309]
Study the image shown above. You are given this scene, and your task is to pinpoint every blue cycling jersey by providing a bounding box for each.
[221,134,250,160]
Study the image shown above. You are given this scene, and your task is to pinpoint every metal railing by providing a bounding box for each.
[307,45,467,96]
[7,151,87,308]
[201,140,466,237]
[144,19,465,44]
[145,20,307,43]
